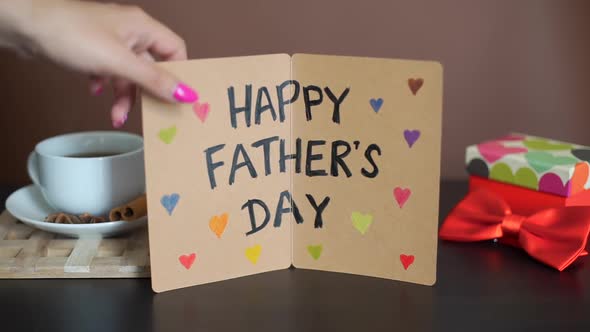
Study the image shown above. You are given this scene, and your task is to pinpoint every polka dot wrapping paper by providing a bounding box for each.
[466,134,590,197]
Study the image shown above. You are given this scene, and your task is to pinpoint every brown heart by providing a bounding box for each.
[408,78,424,95]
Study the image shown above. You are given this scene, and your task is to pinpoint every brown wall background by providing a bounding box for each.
[1,0,589,185]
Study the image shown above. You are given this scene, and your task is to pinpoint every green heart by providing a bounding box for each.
[351,212,373,235]
[525,151,577,173]
[523,139,572,151]
[307,245,323,260]
[158,125,177,144]
[490,162,538,190]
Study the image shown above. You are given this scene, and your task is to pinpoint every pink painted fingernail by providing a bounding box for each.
[91,84,103,96]
[173,83,199,103]
[112,113,127,129]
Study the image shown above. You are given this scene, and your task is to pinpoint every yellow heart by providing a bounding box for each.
[351,212,373,235]
[158,125,177,144]
[245,244,262,265]
[209,213,229,239]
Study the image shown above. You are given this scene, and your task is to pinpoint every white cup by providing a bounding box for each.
[27,131,145,217]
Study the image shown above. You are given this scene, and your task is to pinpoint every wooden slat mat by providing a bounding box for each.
[0,210,150,278]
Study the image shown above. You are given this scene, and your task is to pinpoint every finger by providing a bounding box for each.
[106,44,197,103]
[140,51,155,63]
[111,94,131,129]
[89,76,107,96]
[139,13,188,61]
[111,79,135,128]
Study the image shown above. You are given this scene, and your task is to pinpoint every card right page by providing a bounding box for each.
[291,54,442,286]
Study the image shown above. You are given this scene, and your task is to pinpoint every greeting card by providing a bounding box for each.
[141,54,443,292]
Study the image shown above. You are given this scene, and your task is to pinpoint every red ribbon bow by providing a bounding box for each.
[439,189,590,271]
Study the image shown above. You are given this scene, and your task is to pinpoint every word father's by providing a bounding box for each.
[203,80,383,235]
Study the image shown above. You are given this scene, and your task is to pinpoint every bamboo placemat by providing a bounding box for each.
[0,210,150,278]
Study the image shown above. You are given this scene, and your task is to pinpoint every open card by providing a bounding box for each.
[141,54,442,292]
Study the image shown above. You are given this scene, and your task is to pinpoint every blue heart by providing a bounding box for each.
[161,193,180,216]
[370,98,383,113]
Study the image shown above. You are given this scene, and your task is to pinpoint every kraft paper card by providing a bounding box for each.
[142,54,443,293]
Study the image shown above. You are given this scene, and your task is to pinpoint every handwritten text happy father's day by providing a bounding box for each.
[203,80,383,236]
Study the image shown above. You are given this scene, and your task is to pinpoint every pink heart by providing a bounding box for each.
[393,187,412,208]
[193,102,210,123]
[178,253,196,270]
[539,173,571,197]
[477,141,527,163]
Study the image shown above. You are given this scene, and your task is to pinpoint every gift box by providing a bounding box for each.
[438,134,590,271]
[468,175,590,216]
[466,133,590,198]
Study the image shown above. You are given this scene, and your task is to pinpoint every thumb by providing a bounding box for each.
[106,47,198,104]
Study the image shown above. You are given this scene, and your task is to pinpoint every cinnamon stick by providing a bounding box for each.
[108,194,147,222]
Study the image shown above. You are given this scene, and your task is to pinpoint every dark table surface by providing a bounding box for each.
[1,181,589,332]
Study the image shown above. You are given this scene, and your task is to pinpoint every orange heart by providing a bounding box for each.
[570,162,589,195]
[209,213,229,239]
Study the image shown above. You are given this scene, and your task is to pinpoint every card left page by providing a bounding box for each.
[142,54,292,292]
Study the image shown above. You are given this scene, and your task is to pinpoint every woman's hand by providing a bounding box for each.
[0,0,198,127]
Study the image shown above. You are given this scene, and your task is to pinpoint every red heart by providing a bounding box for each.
[178,253,196,270]
[393,187,412,208]
[400,254,415,270]
[477,141,527,163]
[408,78,424,95]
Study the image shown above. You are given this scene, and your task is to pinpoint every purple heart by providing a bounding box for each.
[404,130,421,148]
[538,173,571,197]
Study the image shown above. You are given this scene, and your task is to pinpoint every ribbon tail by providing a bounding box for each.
[521,235,588,271]
[556,250,586,272]
[520,207,590,271]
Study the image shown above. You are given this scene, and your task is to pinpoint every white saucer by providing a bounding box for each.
[5,185,147,238]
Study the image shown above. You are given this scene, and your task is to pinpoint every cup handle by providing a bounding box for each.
[27,151,41,186]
